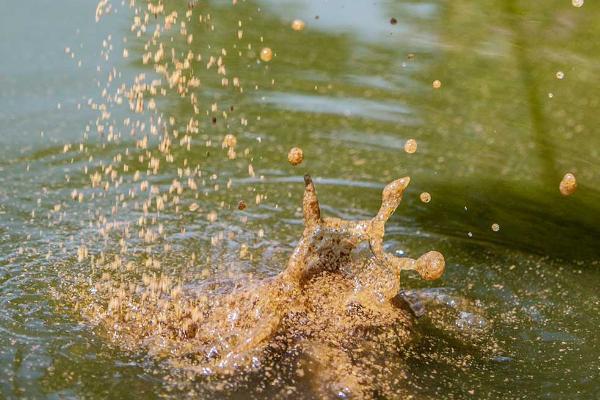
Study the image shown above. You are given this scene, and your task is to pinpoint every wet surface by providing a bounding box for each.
[1,0,599,398]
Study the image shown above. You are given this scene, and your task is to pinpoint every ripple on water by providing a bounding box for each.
[260,92,417,123]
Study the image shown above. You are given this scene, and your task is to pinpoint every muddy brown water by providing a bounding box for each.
[1,0,599,398]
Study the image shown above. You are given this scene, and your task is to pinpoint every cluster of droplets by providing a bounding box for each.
[50,2,484,398]
[63,0,272,267]
[53,0,320,378]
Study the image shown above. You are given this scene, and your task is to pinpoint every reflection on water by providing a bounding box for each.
[0,0,599,398]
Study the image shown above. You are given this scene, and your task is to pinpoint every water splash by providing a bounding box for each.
[63,175,445,397]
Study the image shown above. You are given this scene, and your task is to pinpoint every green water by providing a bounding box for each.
[1,0,599,398]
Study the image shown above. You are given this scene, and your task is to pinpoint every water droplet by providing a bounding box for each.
[222,134,237,148]
[77,245,88,262]
[572,0,584,8]
[287,147,304,166]
[491,223,500,232]
[432,79,442,89]
[291,19,305,31]
[556,71,564,80]
[260,47,273,62]
[559,173,577,196]
[404,139,417,154]
[420,192,431,203]
[207,210,218,222]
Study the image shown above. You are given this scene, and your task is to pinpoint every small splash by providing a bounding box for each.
[67,175,446,398]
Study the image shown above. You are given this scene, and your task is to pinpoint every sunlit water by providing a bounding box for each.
[1,0,599,398]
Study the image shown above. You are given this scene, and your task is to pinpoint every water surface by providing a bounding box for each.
[1,0,599,398]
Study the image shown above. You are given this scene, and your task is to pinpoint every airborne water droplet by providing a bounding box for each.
[260,47,273,62]
[404,139,417,154]
[291,19,305,31]
[559,173,577,196]
[287,147,304,166]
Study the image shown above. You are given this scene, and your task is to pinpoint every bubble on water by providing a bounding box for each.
[491,223,500,232]
[559,173,577,196]
[291,19,305,31]
[432,79,442,89]
[572,0,584,8]
[288,147,304,166]
[419,192,431,203]
[404,139,417,154]
[260,47,273,62]
[556,71,564,80]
